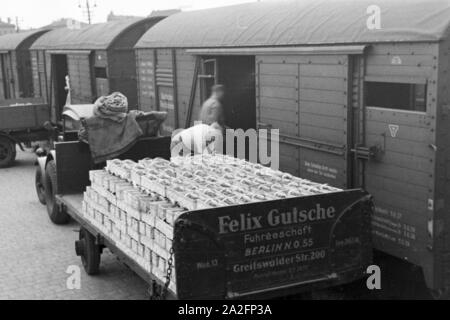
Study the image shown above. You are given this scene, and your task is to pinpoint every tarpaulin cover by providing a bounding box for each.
[0,29,50,51]
[135,0,450,49]
[31,17,160,51]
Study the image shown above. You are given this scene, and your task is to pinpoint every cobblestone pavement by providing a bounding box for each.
[0,149,148,300]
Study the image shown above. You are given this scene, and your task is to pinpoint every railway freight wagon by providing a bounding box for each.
[29,17,165,123]
[134,0,450,294]
[0,29,50,101]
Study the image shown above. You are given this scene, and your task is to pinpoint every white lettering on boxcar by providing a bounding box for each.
[366,5,381,30]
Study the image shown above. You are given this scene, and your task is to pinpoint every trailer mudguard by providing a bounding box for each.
[173,189,373,300]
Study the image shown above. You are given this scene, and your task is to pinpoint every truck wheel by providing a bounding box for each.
[0,137,16,168]
[35,165,46,205]
[76,228,101,275]
[44,160,70,225]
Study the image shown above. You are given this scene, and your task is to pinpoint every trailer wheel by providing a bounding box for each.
[35,165,46,205]
[44,160,70,225]
[0,137,16,168]
[76,228,101,275]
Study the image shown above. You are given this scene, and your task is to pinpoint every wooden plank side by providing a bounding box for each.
[68,54,93,103]
[367,43,436,56]
[0,55,4,100]
[31,51,40,98]
[299,76,346,92]
[365,64,434,78]
[279,144,299,176]
[259,63,298,76]
[299,150,347,188]
[300,88,346,105]
[300,101,346,117]
[260,96,298,112]
[259,74,298,88]
[299,125,345,145]
[136,49,155,112]
[260,86,297,100]
[366,54,435,67]
[368,187,429,214]
[365,162,431,188]
[366,133,434,157]
[259,116,298,135]
[366,107,431,128]
[11,53,20,98]
[257,55,346,65]
[260,106,297,123]
[300,64,346,78]
[372,150,433,174]
[366,121,433,143]
[299,112,346,131]
[178,51,201,129]
[366,174,430,202]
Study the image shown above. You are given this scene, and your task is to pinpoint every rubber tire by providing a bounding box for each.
[35,165,46,205]
[79,228,101,275]
[0,137,16,168]
[44,160,70,225]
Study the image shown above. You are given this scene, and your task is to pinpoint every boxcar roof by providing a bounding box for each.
[136,0,450,49]
[0,29,50,51]
[31,17,163,51]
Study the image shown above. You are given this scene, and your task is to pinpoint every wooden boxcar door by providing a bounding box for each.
[256,54,353,189]
[67,52,94,104]
[154,49,179,134]
[362,80,434,267]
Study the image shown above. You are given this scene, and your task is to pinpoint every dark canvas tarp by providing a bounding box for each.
[136,0,450,49]
[31,18,157,50]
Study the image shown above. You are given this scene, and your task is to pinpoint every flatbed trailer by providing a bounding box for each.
[0,98,53,167]
[51,137,374,300]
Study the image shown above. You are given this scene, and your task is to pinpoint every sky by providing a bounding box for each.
[0,0,262,29]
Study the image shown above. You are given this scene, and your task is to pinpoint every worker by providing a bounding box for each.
[199,84,225,127]
[171,122,223,157]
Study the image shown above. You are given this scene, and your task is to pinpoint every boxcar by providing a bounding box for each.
[0,29,50,101]
[29,17,165,123]
[134,0,450,293]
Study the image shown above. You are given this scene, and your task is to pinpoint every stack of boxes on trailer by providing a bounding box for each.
[82,154,342,293]
[82,165,180,292]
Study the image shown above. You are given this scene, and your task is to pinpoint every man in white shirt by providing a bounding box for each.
[199,85,225,127]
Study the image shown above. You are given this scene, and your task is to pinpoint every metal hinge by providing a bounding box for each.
[351,144,383,161]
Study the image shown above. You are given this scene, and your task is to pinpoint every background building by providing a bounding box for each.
[42,18,87,30]
[107,11,143,22]
[0,18,16,36]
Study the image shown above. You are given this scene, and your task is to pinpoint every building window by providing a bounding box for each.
[366,82,427,112]
[95,67,107,79]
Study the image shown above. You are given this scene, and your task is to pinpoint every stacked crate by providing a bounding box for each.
[82,168,181,293]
